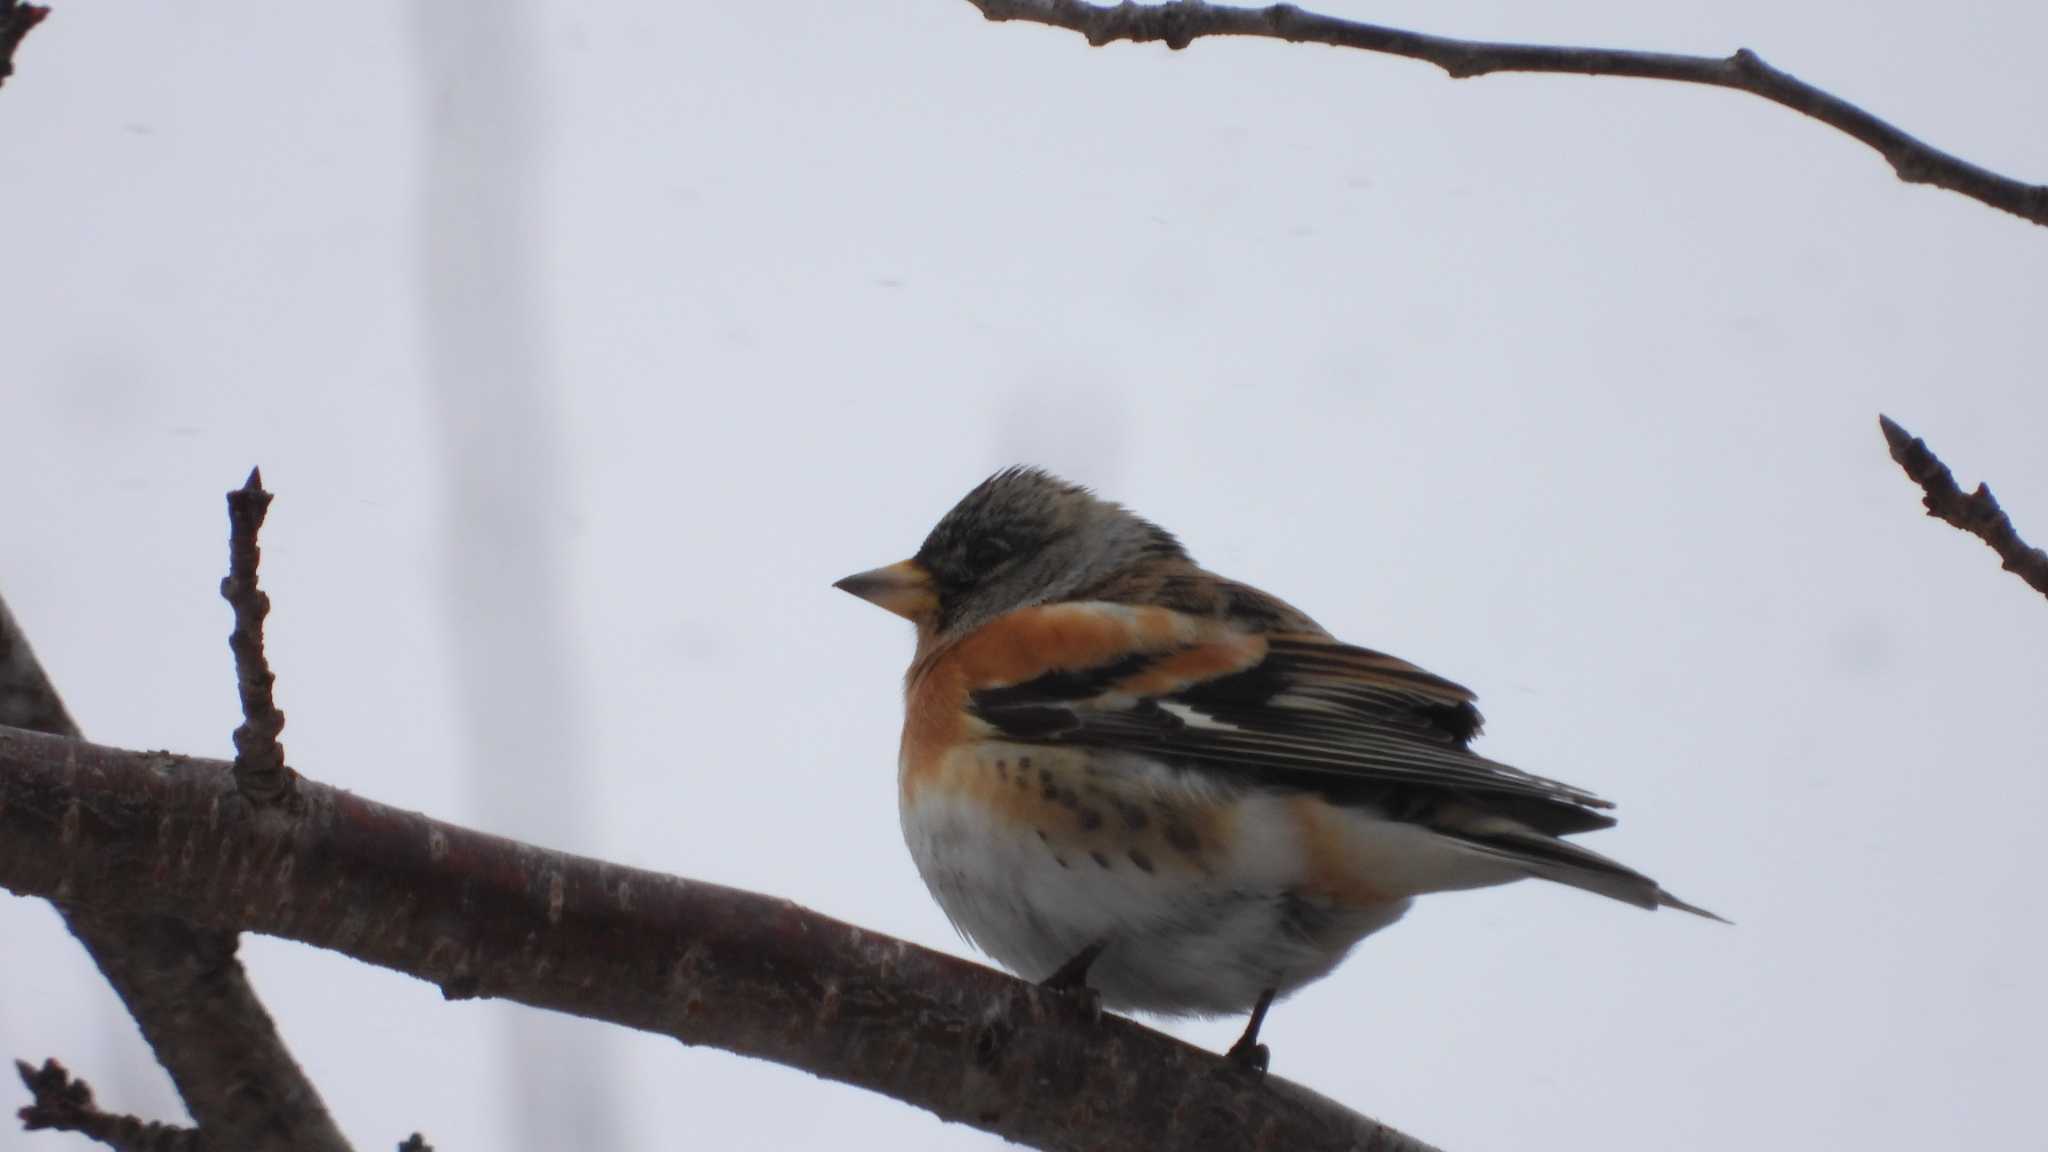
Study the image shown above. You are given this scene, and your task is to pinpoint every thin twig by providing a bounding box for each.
[1879,415,2048,602]
[0,726,1440,1152]
[15,1060,201,1152]
[965,0,2048,228]
[0,1,48,88]
[1,593,352,1152]
[221,468,291,805]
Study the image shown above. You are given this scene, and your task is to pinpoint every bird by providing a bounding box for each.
[834,467,1718,1071]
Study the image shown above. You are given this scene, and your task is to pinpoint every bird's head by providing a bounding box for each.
[834,467,1184,645]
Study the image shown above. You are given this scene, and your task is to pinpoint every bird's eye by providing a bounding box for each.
[967,538,1011,572]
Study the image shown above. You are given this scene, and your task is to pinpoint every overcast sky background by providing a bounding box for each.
[3,2,2045,1150]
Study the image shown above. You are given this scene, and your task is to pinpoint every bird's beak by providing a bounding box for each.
[832,558,936,621]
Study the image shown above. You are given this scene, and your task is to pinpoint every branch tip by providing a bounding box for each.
[1878,415,2048,602]
[1877,412,1909,450]
[15,1058,201,1152]
[0,1,49,89]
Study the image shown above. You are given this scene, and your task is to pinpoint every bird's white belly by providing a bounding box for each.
[899,746,1412,1016]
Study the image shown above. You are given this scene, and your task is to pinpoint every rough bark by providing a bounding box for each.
[0,726,1437,1152]
[2,596,351,1152]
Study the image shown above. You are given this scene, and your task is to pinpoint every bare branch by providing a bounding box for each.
[221,468,292,806]
[965,0,2048,228]
[15,1060,201,1152]
[1,594,351,1152]
[46,912,354,1152]
[0,726,1439,1152]
[0,1,47,89]
[1879,415,2048,602]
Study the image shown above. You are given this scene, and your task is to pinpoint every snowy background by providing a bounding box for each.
[3,2,2045,1150]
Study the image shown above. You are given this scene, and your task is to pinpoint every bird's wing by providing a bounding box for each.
[950,601,1616,835]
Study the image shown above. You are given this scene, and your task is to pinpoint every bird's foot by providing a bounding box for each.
[1225,987,1277,1076]
[1225,1037,1270,1076]
[1041,981,1102,1023]
[1038,941,1106,1021]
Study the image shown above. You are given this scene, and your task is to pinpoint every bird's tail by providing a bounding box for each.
[1440,817,1728,923]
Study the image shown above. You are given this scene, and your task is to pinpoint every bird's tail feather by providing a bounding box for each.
[1441,819,1728,923]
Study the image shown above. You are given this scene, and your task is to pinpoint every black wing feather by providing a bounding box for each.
[969,633,1616,836]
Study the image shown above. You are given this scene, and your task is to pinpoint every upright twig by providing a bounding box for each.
[222,468,291,805]
[15,1061,200,1152]
[1879,415,2048,603]
[0,1,47,88]
[0,725,1440,1152]
[964,0,2048,228]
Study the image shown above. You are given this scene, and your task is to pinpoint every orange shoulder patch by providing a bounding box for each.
[1108,632,1267,698]
[947,602,1196,688]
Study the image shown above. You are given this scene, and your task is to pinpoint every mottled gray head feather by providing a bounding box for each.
[915,467,1185,640]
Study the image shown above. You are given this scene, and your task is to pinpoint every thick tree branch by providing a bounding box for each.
[1,595,351,1152]
[41,912,352,1152]
[0,727,1438,1152]
[0,0,47,88]
[1879,415,2048,603]
[966,0,2048,228]
[16,1060,200,1152]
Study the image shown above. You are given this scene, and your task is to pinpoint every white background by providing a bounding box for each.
[3,2,2045,1150]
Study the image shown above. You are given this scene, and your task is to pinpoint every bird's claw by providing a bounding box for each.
[1038,979,1102,1023]
[1225,1039,1270,1076]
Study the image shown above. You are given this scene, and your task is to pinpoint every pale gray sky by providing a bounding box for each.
[3,2,2045,1150]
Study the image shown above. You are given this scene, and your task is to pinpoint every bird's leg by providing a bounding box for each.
[1225,988,1276,1073]
[1038,940,1107,1021]
[1040,940,1106,991]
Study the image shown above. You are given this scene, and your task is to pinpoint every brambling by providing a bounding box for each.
[836,468,1717,1070]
